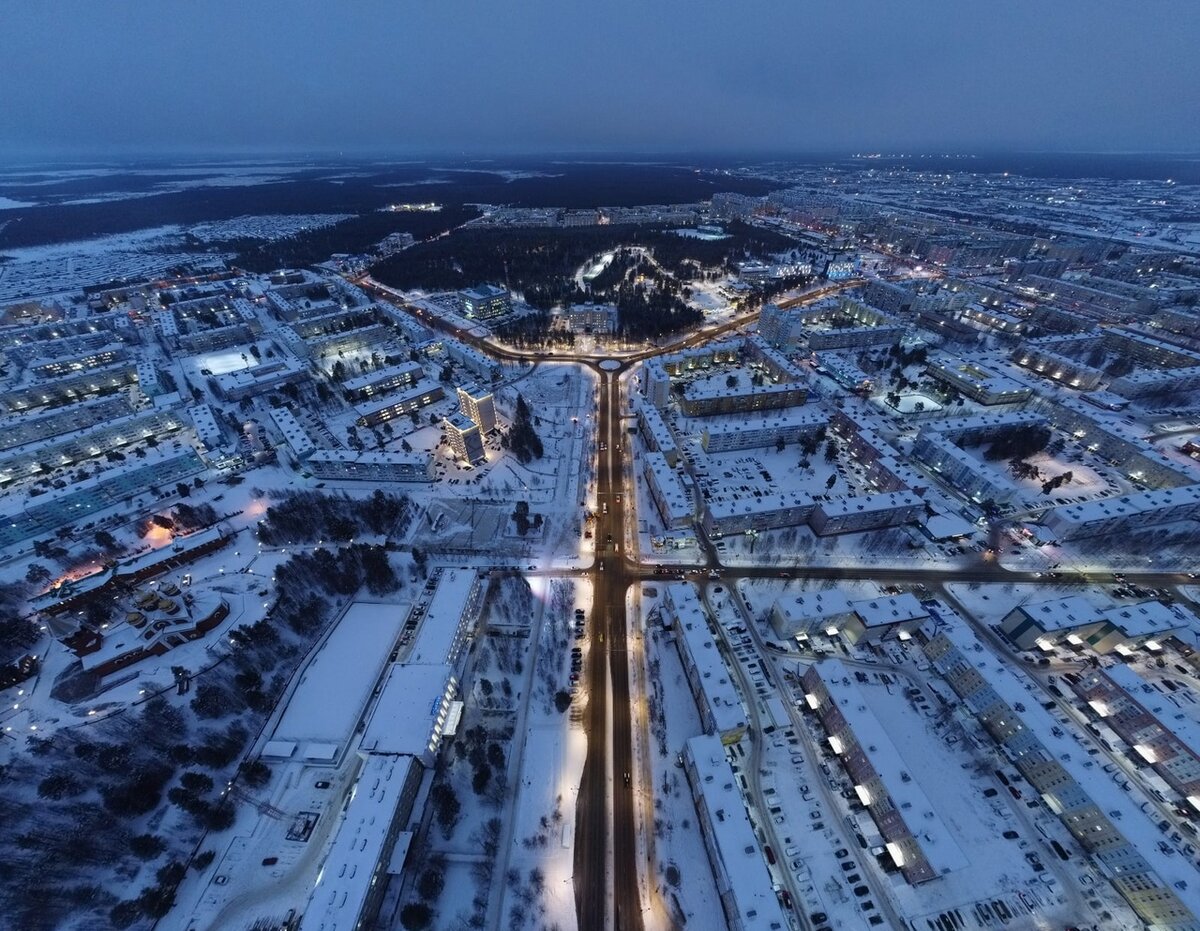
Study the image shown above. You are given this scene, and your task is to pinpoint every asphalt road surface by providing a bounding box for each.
[574,369,643,931]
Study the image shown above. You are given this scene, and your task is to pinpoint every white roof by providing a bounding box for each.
[668,584,747,737]
[1012,595,1101,633]
[1103,665,1200,762]
[306,753,420,931]
[271,602,406,755]
[816,490,923,518]
[811,659,965,874]
[1099,600,1191,638]
[685,735,788,931]
[407,570,479,667]
[849,593,929,629]
[361,663,455,757]
[772,590,855,627]
[931,616,1200,912]
[923,513,977,540]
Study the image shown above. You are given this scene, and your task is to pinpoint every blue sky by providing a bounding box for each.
[2,0,1197,158]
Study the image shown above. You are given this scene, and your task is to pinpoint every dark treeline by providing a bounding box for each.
[0,162,780,251]
[256,489,408,544]
[225,205,479,273]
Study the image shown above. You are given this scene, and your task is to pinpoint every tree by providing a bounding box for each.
[180,771,214,795]
[417,866,445,901]
[192,850,216,871]
[94,529,118,550]
[472,763,492,795]
[241,759,271,788]
[824,440,839,463]
[400,903,433,930]
[509,395,544,464]
[825,474,837,490]
[512,500,532,536]
[175,482,192,498]
[25,563,51,585]
[129,834,166,861]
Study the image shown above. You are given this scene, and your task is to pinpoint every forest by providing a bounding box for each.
[372,220,799,339]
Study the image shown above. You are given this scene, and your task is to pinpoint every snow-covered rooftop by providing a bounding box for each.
[304,753,420,931]
[684,734,788,931]
[270,601,406,759]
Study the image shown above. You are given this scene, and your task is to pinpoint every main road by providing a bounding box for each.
[574,368,644,931]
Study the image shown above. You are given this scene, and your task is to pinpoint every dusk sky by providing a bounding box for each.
[3,0,1198,159]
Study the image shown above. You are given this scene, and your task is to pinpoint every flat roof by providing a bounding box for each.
[305,753,420,931]
[1103,665,1200,761]
[930,615,1200,911]
[685,735,788,931]
[811,659,965,876]
[1011,595,1100,633]
[850,593,929,629]
[271,602,406,755]
[773,590,854,625]
[668,584,747,737]
[407,569,479,667]
[1099,600,1191,638]
[361,663,455,757]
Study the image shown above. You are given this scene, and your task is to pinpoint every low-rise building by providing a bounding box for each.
[999,595,1103,650]
[680,380,808,417]
[306,449,433,483]
[1069,665,1200,803]
[643,451,693,529]
[699,408,825,454]
[211,359,306,401]
[458,284,511,320]
[268,406,316,461]
[304,753,424,931]
[809,491,924,536]
[925,356,1032,405]
[562,302,618,334]
[924,618,1199,930]
[634,399,678,465]
[1042,484,1200,541]
[802,660,943,884]
[683,734,789,931]
[445,338,502,382]
[664,584,747,743]
[355,383,446,428]
[342,361,425,402]
[187,404,224,451]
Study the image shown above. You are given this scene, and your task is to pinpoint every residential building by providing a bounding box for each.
[683,735,789,931]
[355,383,446,428]
[643,451,693,529]
[306,449,434,483]
[802,660,942,884]
[444,413,486,464]
[664,584,747,743]
[809,491,924,536]
[456,383,497,433]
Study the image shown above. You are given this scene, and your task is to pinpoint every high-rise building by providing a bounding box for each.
[444,413,486,464]
[456,383,496,433]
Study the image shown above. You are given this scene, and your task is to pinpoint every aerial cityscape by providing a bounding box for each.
[3,4,1200,931]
